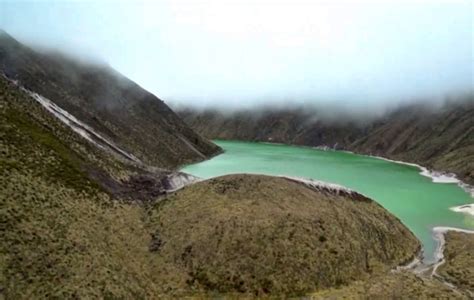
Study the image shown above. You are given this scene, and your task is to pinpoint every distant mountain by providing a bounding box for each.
[0,30,221,169]
[179,99,474,184]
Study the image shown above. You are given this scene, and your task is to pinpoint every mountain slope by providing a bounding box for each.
[1,31,472,298]
[0,30,221,169]
[179,100,474,184]
[0,80,423,296]
[350,101,474,184]
[0,74,192,202]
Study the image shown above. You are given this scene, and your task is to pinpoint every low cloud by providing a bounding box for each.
[1,0,472,118]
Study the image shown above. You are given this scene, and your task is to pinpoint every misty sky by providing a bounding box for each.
[1,0,472,111]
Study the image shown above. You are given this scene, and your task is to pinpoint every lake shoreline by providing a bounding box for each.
[211,139,474,198]
[431,227,474,275]
[184,139,474,264]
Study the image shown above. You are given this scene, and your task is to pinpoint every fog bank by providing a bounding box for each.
[1,0,472,115]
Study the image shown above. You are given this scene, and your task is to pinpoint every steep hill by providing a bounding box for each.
[0,30,221,169]
[148,174,420,296]
[0,74,193,202]
[179,100,474,184]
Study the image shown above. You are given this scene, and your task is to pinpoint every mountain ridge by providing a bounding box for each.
[0,30,221,169]
[178,100,474,184]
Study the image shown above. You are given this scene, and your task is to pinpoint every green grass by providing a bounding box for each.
[2,107,100,192]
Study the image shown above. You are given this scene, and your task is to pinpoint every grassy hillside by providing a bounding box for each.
[313,231,474,299]
[311,271,466,299]
[148,174,420,296]
[1,74,161,298]
[0,76,189,202]
[438,231,474,294]
[0,82,421,296]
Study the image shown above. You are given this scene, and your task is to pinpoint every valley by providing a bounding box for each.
[179,100,474,185]
[1,28,473,298]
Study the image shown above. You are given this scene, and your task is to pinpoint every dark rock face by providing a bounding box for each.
[0,31,221,169]
[178,100,474,184]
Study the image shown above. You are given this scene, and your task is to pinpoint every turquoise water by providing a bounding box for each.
[182,140,474,262]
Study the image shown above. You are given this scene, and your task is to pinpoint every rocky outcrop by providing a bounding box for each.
[178,99,474,184]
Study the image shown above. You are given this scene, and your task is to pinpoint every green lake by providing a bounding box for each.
[182,140,474,262]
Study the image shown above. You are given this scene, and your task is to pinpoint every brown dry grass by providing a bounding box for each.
[148,174,420,296]
[310,271,466,299]
[438,231,474,294]
[3,74,465,298]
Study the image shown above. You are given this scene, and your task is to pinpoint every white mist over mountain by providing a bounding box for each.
[1,0,472,112]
